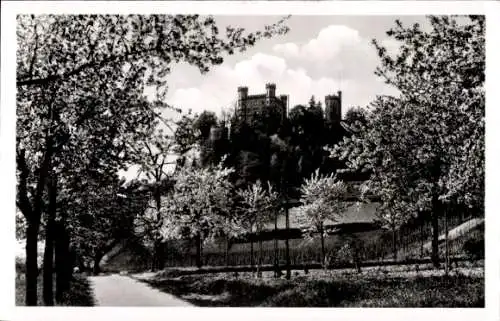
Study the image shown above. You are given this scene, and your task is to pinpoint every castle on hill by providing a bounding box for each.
[207,83,344,142]
[234,83,343,126]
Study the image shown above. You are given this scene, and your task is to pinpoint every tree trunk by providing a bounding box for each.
[419,212,424,258]
[42,228,55,305]
[20,109,56,306]
[320,225,326,270]
[274,210,279,278]
[92,252,103,275]
[250,235,254,272]
[43,177,57,306]
[158,242,165,270]
[257,228,263,278]
[445,205,449,275]
[42,234,53,305]
[152,240,164,271]
[195,234,203,268]
[431,198,441,268]
[285,204,291,280]
[354,244,362,273]
[225,235,230,267]
[155,187,161,212]
[151,244,157,271]
[392,227,397,261]
[55,222,71,303]
[20,144,53,306]
[25,220,41,306]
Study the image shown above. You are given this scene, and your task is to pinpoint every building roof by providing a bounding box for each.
[263,201,380,231]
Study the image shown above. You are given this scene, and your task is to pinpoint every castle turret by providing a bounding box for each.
[266,83,276,98]
[265,83,276,106]
[237,86,248,119]
[325,90,342,124]
[237,86,248,104]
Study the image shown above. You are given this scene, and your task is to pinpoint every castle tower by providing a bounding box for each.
[237,86,248,119]
[265,83,276,105]
[325,90,342,124]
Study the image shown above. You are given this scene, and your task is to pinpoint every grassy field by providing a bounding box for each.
[141,268,484,307]
[15,273,94,306]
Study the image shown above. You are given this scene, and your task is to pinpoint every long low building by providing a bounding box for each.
[261,200,379,233]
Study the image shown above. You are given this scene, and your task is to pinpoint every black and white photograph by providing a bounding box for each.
[1,1,499,319]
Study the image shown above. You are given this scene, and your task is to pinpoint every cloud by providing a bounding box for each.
[273,25,364,63]
[273,43,300,58]
[160,24,402,120]
[164,53,345,118]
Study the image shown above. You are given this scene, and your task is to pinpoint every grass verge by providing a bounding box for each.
[142,271,484,307]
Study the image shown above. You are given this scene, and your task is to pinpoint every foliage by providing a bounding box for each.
[131,180,172,250]
[462,235,484,260]
[161,163,237,243]
[174,113,198,156]
[295,170,348,234]
[133,127,177,183]
[16,210,27,240]
[16,14,289,304]
[236,180,280,235]
[17,14,290,90]
[344,106,368,127]
[331,15,484,229]
[194,111,218,141]
[70,177,143,265]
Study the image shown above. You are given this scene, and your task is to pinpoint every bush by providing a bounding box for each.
[462,236,484,259]
[59,275,94,306]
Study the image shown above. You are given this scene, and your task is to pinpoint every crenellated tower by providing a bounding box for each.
[325,90,342,125]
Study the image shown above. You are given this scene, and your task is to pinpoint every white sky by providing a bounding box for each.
[147,15,432,121]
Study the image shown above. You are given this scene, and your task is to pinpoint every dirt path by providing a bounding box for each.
[89,274,193,306]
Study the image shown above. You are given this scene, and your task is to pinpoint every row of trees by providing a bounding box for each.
[159,15,484,274]
[16,14,290,306]
[135,160,350,274]
[16,14,484,306]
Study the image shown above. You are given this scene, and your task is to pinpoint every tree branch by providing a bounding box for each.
[17,47,150,86]
[27,22,40,81]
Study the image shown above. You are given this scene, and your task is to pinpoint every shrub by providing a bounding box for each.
[462,236,484,259]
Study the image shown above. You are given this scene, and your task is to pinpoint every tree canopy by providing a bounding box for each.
[16,14,290,305]
[331,15,484,266]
